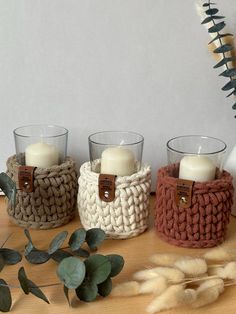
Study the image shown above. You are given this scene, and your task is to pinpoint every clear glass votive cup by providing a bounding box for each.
[166,135,227,181]
[14,125,68,167]
[88,131,144,176]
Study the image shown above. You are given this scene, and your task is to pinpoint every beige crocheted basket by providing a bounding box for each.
[78,161,151,239]
[6,155,78,229]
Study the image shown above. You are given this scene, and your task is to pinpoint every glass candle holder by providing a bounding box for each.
[167,135,227,182]
[88,131,144,176]
[14,125,68,167]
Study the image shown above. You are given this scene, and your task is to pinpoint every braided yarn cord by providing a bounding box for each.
[78,162,151,239]
[6,155,78,229]
[155,164,234,248]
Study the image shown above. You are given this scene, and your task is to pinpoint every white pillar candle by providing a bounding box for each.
[179,155,216,182]
[101,147,135,176]
[25,142,59,168]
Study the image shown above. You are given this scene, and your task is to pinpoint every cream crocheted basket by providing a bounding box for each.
[6,155,78,229]
[78,161,151,239]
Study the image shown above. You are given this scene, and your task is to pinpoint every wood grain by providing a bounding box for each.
[1,196,236,314]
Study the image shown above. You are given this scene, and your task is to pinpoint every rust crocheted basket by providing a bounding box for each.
[155,164,234,248]
[6,155,78,229]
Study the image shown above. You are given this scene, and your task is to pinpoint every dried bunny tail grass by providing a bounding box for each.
[139,276,168,295]
[191,279,224,308]
[182,289,197,304]
[111,281,140,297]
[184,275,219,286]
[218,262,236,280]
[146,285,184,314]
[197,278,224,294]
[203,246,236,262]
[149,253,185,267]
[208,266,224,277]
[134,267,185,283]
[192,286,220,308]
[174,258,207,276]
[133,269,161,281]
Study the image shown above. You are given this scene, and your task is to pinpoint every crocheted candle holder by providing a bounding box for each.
[6,155,78,229]
[77,161,151,239]
[155,164,234,248]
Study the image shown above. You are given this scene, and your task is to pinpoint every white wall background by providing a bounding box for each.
[0,0,236,190]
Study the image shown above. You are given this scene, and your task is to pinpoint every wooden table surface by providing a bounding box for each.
[1,195,236,314]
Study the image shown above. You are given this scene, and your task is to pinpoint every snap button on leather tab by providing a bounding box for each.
[18,166,35,193]
[98,174,116,202]
[175,179,194,209]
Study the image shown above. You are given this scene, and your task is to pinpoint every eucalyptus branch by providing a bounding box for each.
[208,1,231,71]
[0,283,20,289]
[201,1,236,116]
[35,283,61,289]
[0,233,13,248]
[0,282,61,289]
[0,227,124,312]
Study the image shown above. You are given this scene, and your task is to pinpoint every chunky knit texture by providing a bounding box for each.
[155,164,233,248]
[6,155,78,229]
[78,161,151,239]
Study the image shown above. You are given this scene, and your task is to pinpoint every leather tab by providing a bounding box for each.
[99,174,116,202]
[175,179,194,209]
[18,166,35,193]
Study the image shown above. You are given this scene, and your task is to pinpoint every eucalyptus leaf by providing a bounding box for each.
[24,229,34,255]
[213,57,236,69]
[203,2,216,6]
[232,103,236,109]
[227,89,236,97]
[0,249,22,265]
[24,229,33,245]
[25,249,50,264]
[205,8,219,15]
[86,228,106,251]
[48,231,68,255]
[51,249,73,263]
[0,279,12,312]
[73,248,90,258]
[201,16,212,24]
[0,173,16,206]
[208,33,233,44]
[222,79,236,91]
[214,44,233,53]
[57,257,86,289]
[220,68,236,77]
[28,279,49,304]
[25,241,34,256]
[63,285,70,306]
[85,254,111,284]
[0,255,5,272]
[202,15,225,24]
[68,228,86,251]
[208,21,225,33]
[76,281,98,302]
[98,277,112,297]
[106,254,124,277]
[211,15,225,20]
[18,267,29,295]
